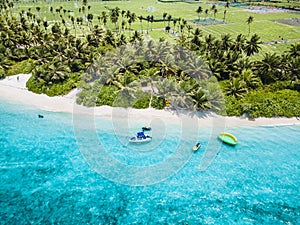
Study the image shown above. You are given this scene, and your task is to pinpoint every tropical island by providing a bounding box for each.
[0,0,299,118]
[1,1,300,224]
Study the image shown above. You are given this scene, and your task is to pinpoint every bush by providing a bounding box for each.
[6,59,35,76]
[27,74,79,96]
[265,81,293,92]
[133,96,150,109]
[26,76,43,94]
[151,97,166,109]
[76,85,98,107]
[113,91,135,108]
[0,68,5,79]
[224,95,242,116]
[96,85,118,106]
[294,83,300,92]
[78,84,166,109]
[132,92,166,109]
[225,89,300,118]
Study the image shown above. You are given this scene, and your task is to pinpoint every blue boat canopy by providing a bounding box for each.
[137,132,145,138]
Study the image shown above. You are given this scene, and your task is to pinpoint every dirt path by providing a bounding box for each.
[263,38,300,45]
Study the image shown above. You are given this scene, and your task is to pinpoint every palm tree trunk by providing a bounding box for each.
[149,92,153,108]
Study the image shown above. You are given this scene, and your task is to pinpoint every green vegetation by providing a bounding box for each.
[6,59,35,76]
[225,89,300,118]
[0,0,299,117]
[26,73,79,96]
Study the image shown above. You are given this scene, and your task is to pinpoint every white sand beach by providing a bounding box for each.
[1,74,300,128]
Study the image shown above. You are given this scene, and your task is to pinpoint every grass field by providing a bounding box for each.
[14,0,300,54]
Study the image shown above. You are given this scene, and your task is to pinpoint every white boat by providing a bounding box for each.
[129,132,152,143]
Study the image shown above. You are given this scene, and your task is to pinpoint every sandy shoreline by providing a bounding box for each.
[1,74,300,128]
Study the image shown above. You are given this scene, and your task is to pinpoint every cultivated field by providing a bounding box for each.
[14,0,300,55]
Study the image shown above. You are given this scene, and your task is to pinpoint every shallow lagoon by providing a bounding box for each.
[0,100,299,224]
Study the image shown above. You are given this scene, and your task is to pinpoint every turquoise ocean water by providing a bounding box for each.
[0,100,299,224]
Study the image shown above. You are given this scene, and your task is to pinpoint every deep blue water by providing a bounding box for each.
[0,100,299,224]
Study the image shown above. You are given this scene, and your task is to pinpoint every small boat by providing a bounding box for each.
[38,114,44,118]
[193,142,201,151]
[218,132,238,146]
[129,132,152,143]
[142,126,152,131]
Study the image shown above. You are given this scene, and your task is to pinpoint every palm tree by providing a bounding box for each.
[101,11,108,28]
[70,16,76,37]
[207,58,226,80]
[254,53,281,84]
[163,12,167,26]
[233,57,253,75]
[138,15,143,33]
[128,13,136,31]
[167,14,172,27]
[0,52,12,77]
[121,20,126,33]
[225,77,248,99]
[121,10,126,23]
[150,15,154,31]
[204,34,216,52]
[213,8,218,20]
[126,10,131,20]
[36,6,41,17]
[48,60,71,83]
[61,19,66,28]
[110,8,119,32]
[130,31,143,43]
[223,10,227,22]
[191,88,210,111]
[204,9,209,21]
[246,16,254,36]
[173,19,177,33]
[159,60,177,78]
[42,19,48,30]
[82,6,86,17]
[104,30,117,47]
[196,6,203,22]
[225,1,230,8]
[51,22,63,39]
[32,59,71,85]
[156,78,178,104]
[87,13,93,31]
[8,2,16,12]
[244,34,261,56]
[146,15,150,34]
[190,27,202,50]
[181,19,187,34]
[287,43,300,58]
[286,57,300,81]
[184,55,210,80]
[202,77,225,112]
[239,69,262,89]
[231,34,246,52]
[113,71,140,106]
[173,89,193,109]
[221,34,232,50]
[186,24,193,38]
[114,7,120,17]
[139,68,160,108]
